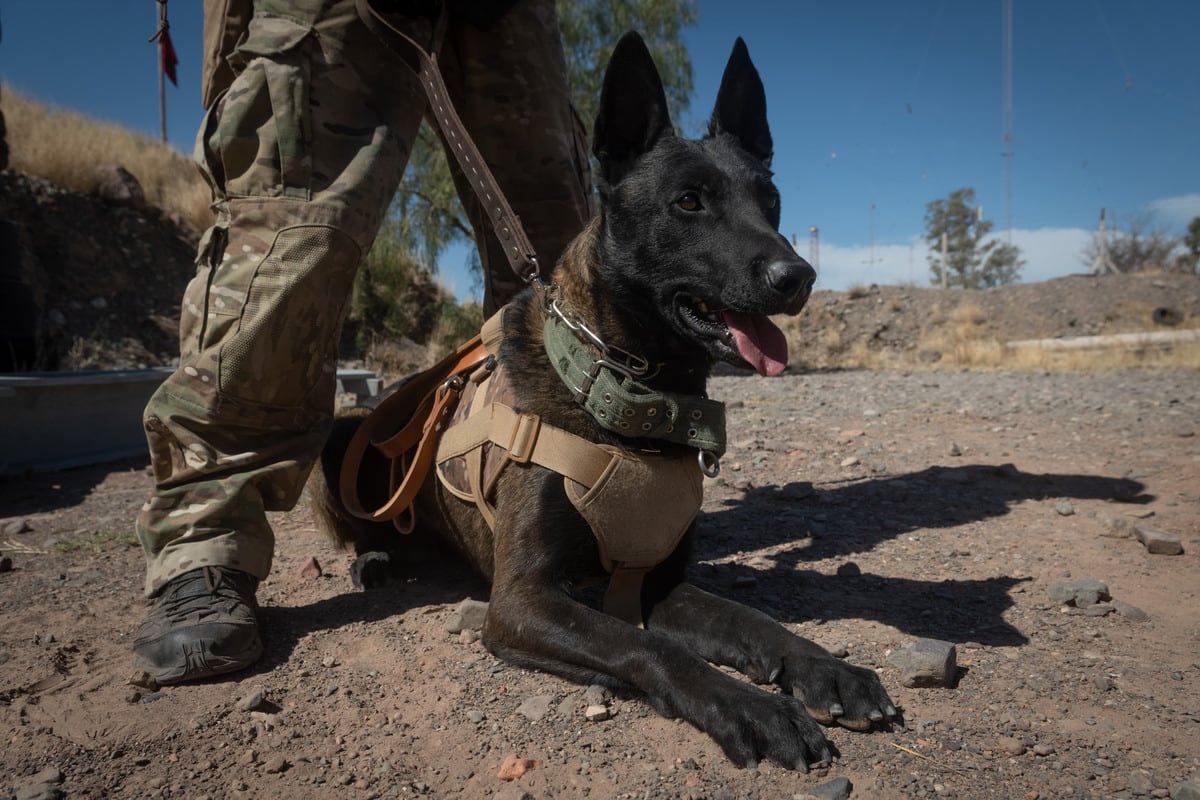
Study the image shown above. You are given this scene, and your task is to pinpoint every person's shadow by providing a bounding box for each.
[688,463,1150,647]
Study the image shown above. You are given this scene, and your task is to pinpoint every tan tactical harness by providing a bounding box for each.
[341,310,703,626]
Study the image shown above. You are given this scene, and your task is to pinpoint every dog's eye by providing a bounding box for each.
[676,192,703,212]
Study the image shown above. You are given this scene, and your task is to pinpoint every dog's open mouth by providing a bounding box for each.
[679,296,788,377]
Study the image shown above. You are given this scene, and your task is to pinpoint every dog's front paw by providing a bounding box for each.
[786,655,900,732]
[699,681,832,770]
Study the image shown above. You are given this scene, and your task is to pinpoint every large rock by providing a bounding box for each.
[92,164,145,209]
[886,639,957,688]
[1047,580,1110,607]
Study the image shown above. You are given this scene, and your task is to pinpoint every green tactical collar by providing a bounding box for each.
[543,310,727,460]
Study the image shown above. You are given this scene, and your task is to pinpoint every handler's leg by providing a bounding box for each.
[133,0,426,684]
[438,0,595,313]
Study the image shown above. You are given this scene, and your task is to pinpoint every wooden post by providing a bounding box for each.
[941,231,949,289]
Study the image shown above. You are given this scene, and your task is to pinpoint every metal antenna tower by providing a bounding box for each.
[1001,0,1014,244]
[808,226,820,270]
[1091,208,1118,275]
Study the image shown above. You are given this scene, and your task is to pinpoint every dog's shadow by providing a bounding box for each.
[691,463,1151,647]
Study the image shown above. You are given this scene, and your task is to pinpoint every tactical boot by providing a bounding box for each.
[133,566,263,684]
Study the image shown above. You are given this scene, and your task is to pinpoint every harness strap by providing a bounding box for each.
[437,403,614,488]
[339,334,491,524]
[355,0,541,284]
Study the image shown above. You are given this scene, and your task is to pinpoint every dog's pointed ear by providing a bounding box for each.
[708,37,773,166]
[593,31,674,187]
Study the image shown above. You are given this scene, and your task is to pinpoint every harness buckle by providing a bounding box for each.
[507,413,542,464]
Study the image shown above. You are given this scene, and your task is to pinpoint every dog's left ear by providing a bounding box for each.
[593,31,675,188]
[708,37,773,166]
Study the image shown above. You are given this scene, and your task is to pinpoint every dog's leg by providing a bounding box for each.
[484,580,834,770]
[643,582,899,731]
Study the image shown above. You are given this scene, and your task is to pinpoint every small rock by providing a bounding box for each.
[466,709,486,724]
[28,768,64,786]
[807,776,852,800]
[584,684,610,706]
[446,598,489,634]
[1171,779,1200,800]
[828,643,849,659]
[460,628,481,645]
[840,456,859,468]
[1092,674,1114,691]
[1113,602,1150,622]
[1032,743,1055,756]
[127,670,160,691]
[1046,580,1110,607]
[584,704,611,722]
[516,694,555,722]
[1133,524,1184,555]
[919,349,943,364]
[496,754,540,781]
[1055,501,1075,516]
[3,519,31,536]
[1097,513,1135,539]
[886,638,957,688]
[14,785,63,800]
[297,556,322,578]
[835,562,861,577]
[321,655,338,668]
[997,736,1027,756]
[493,788,534,800]
[235,687,267,712]
[262,755,288,774]
[1084,603,1115,617]
[947,442,962,456]
[90,297,108,310]
[0,555,12,573]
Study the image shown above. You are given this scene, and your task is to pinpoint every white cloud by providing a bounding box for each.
[805,227,1096,291]
[1148,194,1200,226]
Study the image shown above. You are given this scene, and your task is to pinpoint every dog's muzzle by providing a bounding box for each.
[766,257,817,313]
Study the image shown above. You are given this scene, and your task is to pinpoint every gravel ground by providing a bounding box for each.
[2,367,1199,800]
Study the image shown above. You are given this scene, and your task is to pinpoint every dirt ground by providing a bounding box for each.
[2,366,1199,800]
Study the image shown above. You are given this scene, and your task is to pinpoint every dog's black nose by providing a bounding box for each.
[765,258,816,309]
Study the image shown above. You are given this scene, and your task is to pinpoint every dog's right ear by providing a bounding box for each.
[593,31,674,189]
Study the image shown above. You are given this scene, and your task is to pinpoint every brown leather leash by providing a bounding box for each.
[339,0,552,527]
[355,0,542,284]
[340,333,491,525]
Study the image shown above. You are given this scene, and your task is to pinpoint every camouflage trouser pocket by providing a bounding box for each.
[214,223,360,410]
[214,14,313,199]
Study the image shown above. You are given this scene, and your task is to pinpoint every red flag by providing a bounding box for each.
[159,28,179,86]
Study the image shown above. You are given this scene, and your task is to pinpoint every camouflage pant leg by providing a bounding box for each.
[137,0,429,595]
[440,0,595,313]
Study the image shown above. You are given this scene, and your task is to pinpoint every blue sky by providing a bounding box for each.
[3,1,1198,297]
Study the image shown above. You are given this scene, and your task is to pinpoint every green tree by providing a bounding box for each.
[924,188,1023,288]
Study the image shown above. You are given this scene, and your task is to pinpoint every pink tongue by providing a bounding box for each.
[721,311,788,376]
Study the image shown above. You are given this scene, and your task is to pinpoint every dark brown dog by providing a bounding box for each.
[313,32,898,770]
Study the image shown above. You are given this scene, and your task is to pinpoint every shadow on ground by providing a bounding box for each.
[690,463,1150,646]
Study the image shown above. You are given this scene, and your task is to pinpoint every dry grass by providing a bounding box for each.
[783,298,1200,373]
[3,83,211,230]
